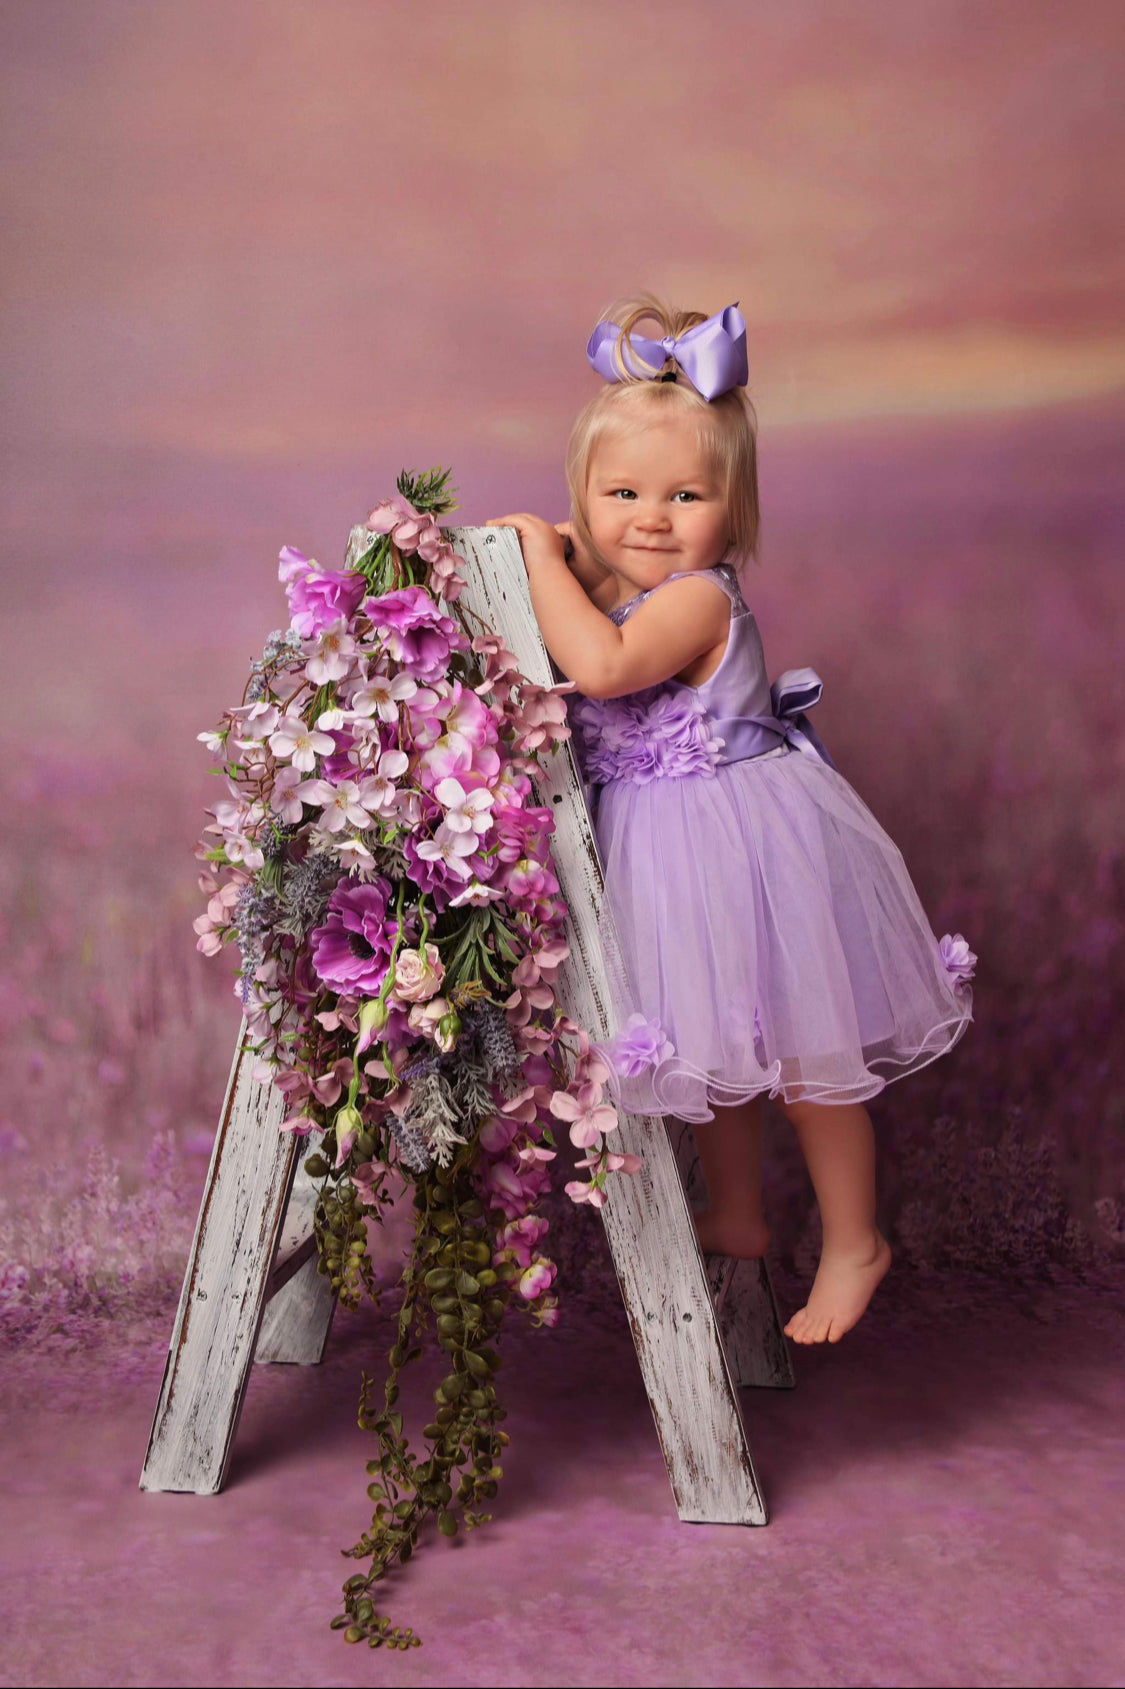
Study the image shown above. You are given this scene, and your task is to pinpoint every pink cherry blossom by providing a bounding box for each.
[269,710,336,772]
[435,775,495,837]
[548,1081,620,1149]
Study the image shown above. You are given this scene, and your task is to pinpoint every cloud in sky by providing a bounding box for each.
[1,0,1122,459]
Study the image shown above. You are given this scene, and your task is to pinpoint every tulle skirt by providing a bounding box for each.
[588,745,972,1123]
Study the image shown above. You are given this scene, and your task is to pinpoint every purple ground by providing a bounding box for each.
[2,1265,1123,1688]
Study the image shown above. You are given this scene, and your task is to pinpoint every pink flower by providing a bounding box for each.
[364,586,468,683]
[279,546,367,639]
[435,775,495,838]
[365,494,443,560]
[269,710,336,772]
[518,1257,557,1300]
[478,1114,519,1155]
[389,943,444,1003]
[497,1214,550,1268]
[308,877,404,995]
[548,1081,619,1149]
[348,666,418,722]
[303,618,358,685]
[565,1179,608,1208]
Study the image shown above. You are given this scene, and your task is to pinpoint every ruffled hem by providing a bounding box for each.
[591,995,973,1123]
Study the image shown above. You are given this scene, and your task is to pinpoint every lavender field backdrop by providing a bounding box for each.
[2,3,1123,1685]
[4,402,1122,1342]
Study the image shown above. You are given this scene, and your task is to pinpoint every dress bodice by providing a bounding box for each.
[566,563,832,788]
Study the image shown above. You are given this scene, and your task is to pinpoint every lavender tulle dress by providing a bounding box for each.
[565,562,972,1124]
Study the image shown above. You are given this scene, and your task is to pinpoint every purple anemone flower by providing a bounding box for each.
[309,875,405,995]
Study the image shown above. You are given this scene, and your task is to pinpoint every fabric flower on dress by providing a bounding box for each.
[567,684,725,785]
[939,933,977,988]
[605,1013,676,1077]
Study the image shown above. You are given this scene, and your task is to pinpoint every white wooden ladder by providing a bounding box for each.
[140,526,794,1520]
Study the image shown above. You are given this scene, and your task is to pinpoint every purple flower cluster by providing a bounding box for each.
[568,685,725,785]
[278,546,367,639]
[363,586,469,684]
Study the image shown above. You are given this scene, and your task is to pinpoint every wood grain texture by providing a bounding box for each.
[668,1121,795,1391]
[448,526,768,1525]
[140,1027,299,1493]
[255,1155,337,1365]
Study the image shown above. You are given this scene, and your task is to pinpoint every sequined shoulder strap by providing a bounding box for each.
[656,562,744,606]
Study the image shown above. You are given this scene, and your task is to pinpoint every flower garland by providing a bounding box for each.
[194,468,649,1649]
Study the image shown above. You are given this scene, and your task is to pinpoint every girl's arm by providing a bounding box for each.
[554,520,614,600]
[486,513,728,700]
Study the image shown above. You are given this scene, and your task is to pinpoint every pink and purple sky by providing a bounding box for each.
[2,0,1122,490]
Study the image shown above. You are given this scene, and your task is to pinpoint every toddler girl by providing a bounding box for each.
[488,294,973,1344]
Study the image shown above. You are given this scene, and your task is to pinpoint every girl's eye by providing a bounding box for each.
[673,491,699,503]
[610,489,637,500]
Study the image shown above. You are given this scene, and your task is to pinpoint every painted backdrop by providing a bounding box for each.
[2,0,1123,1317]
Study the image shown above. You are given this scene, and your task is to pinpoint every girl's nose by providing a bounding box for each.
[634,506,671,530]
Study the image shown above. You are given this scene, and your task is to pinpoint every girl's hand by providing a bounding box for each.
[485,513,567,574]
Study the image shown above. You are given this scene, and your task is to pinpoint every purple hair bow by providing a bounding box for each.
[586,303,748,401]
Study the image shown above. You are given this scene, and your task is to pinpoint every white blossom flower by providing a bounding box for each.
[448,878,506,907]
[229,700,280,741]
[416,824,477,880]
[313,779,379,833]
[269,710,336,772]
[349,667,419,722]
[435,775,495,837]
[304,618,357,685]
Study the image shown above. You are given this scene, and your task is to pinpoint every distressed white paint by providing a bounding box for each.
[668,1121,795,1391]
[255,1156,337,1365]
[447,525,788,1523]
[140,1030,300,1493]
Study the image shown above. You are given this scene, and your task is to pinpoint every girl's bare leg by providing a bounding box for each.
[777,1097,892,1343]
[690,1095,770,1259]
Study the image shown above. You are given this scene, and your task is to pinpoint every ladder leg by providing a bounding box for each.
[255,1155,337,1365]
[670,1121,795,1390]
[140,1025,298,1494]
[598,1109,768,1524]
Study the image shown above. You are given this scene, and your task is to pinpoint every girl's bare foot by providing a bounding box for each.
[784,1228,892,1344]
[693,1208,771,1260]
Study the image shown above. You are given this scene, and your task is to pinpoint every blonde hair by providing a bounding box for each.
[566,292,760,571]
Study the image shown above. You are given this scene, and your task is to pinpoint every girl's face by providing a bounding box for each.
[586,413,729,584]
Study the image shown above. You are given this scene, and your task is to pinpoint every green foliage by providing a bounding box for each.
[396,465,459,516]
[330,1139,511,1649]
